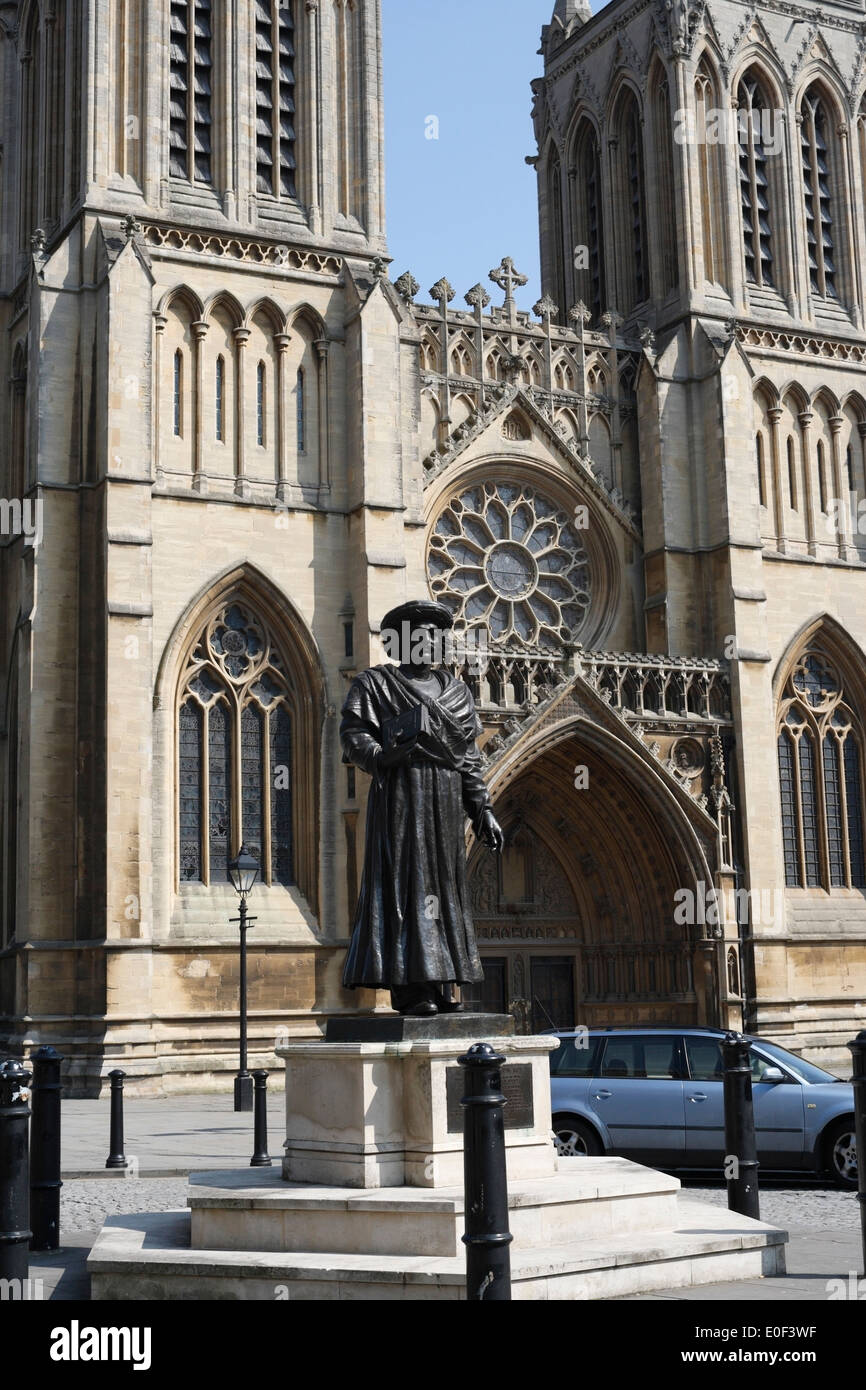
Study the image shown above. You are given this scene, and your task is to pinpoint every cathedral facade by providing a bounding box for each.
[1,0,864,1093]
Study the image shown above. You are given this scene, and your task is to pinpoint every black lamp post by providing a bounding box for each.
[229,844,259,1113]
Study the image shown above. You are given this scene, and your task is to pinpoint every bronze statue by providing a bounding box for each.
[340,600,503,1016]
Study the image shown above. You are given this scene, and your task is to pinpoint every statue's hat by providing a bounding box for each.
[380,598,454,633]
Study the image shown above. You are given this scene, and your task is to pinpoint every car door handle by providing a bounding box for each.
[688,1093,708,1103]
[594,1090,612,1100]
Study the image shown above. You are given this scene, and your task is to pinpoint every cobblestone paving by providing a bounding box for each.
[684,1181,858,1230]
[59,1174,860,1236]
[61,1177,193,1233]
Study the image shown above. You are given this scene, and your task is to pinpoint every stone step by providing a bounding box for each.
[187,1158,682,1258]
[88,1199,787,1301]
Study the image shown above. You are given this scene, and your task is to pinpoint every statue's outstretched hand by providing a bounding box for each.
[480,809,504,853]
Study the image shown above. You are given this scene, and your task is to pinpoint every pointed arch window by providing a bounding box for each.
[652,73,677,295]
[612,93,648,313]
[547,150,567,324]
[255,0,297,198]
[296,368,305,452]
[756,431,766,507]
[695,60,726,287]
[169,0,214,184]
[174,350,184,437]
[256,361,266,446]
[215,355,225,441]
[572,122,606,321]
[737,74,774,288]
[626,106,647,305]
[800,88,836,299]
[778,652,866,889]
[787,435,797,508]
[818,439,828,512]
[177,601,295,886]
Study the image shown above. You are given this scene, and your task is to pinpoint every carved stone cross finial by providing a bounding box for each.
[428,277,456,307]
[533,294,559,322]
[489,257,529,319]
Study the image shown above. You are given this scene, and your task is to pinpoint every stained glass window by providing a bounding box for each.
[778,651,866,890]
[428,480,591,652]
[216,355,224,441]
[297,368,305,452]
[823,735,845,887]
[844,738,866,888]
[270,706,293,885]
[178,600,295,887]
[778,731,799,886]
[208,701,231,881]
[179,699,203,882]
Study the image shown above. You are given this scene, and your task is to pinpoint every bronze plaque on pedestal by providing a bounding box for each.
[445,1062,534,1133]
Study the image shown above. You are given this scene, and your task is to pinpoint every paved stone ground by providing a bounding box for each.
[15,1096,864,1302]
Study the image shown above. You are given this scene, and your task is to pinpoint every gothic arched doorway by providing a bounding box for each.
[464,728,718,1031]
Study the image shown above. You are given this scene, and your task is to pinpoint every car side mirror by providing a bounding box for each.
[760,1067,786,1083]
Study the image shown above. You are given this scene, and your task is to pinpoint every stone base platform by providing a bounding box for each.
[88,1157,787,1300]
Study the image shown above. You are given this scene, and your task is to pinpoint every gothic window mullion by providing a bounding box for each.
[262,707,273,887]
[822,730,845,888]
[837,733,854,890]
[201,701,211,884]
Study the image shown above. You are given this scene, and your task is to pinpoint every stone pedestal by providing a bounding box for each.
[277,1016,557,1189]
[88,1013,789,1300]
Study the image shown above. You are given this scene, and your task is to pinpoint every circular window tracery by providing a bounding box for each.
[428,480,592,650]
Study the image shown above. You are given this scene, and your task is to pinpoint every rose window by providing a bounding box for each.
[428,481,591,649]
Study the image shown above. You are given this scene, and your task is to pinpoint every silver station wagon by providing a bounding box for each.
[549,1025,858,1188]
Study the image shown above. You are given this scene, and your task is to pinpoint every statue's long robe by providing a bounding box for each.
[340,664,491,989]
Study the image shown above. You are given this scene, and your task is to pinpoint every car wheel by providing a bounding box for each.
[825,1119,858,1189]
[552,1114,602,1158]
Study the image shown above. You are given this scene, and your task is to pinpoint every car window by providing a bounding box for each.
[751,1048,791,1083]
[549,1036,601,1077]
[597,1035,684,1079]
[685,1038,725,1081]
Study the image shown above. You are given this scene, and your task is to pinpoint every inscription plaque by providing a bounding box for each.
[445,1061,534,1134]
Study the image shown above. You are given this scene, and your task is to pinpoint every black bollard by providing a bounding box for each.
[721,1031,760,1220]
[250,1070,272,1168]
[458,1042,513,1301]
[105,1069,127,1170]
[847,1031,866,1277]
[30,1046,63,1251]
[0,1059,32,1285]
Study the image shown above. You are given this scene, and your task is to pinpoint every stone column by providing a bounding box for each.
[191,320,209,492]
[797,410,817,556]
[304,0,323,236]
[314,337,330,494]
[153,312,167,486]
[829,414,854,560]
[275,332,292,500]
[767,405,786,554]
[233,326,251,494]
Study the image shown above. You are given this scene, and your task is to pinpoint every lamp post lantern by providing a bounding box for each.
[229,845,259,1113]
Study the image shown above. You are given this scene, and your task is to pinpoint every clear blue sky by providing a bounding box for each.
[381,0,560,314]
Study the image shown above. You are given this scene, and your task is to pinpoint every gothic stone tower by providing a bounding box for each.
[0,0,410,1092]
[534,0,866,1069]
